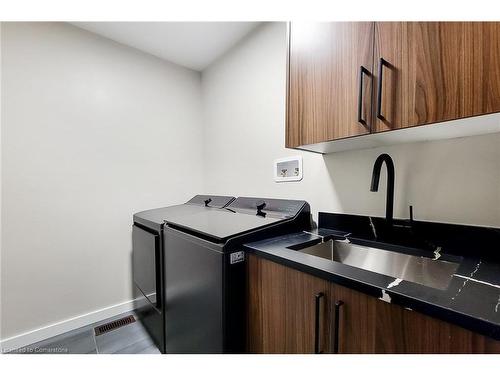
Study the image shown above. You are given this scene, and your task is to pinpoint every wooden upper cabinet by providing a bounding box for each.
[287,22,500,145]
[286,22,374,147]
[404,22,468,128]
[468,22,500,116]
[372,22,404,132]
[374,22,500,132]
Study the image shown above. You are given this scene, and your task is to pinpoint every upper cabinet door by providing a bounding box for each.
[405,22,468,128]
[372,22,404,132]
[374,22,500,132]
[287,22,374,147]
[467,22,500,116]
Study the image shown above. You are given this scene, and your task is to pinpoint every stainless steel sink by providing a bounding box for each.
[297,240,460,290]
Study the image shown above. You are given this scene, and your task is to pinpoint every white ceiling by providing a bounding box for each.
[71,22,261,71]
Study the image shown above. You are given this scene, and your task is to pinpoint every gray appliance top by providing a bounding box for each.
[164,208,282,242]
[133,195,235,231]
[134,195,308,242]
[165,197,308,242]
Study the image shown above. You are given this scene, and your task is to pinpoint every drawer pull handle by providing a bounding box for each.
[314,292,325,354]
[334,300,344,354]
[358,66,370,129]
[377,58,389,121]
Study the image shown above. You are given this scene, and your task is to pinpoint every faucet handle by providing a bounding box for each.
[409,205,413,222]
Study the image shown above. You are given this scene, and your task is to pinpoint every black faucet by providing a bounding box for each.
[370,153,395,226]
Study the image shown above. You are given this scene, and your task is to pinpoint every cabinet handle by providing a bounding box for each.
[357,66,370,129]
[333,300,344,354]
[314,292,325,354]
[154,242,162,309]
[376,58,389,120]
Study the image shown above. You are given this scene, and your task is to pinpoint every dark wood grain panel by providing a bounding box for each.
[247,255,331,354]
[287,22,374,147]
[467,22,500,116]
[340,285,500,353]
[288,21,500,146]
[404,22,467,126]
[397,307,500,353]
[246,254,287,353]
[373,22,404,132]
[374,21,500,132]
[331,283,376,353]
[247,255,500,354]
[376,22,500,130]
[285,266,331,353]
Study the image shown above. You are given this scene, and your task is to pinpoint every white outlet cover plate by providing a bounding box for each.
[274,155,303,182]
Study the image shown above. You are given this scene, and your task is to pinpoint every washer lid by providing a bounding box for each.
[133,195,235,231]
[166,197,308,242]
[165,208,283,242]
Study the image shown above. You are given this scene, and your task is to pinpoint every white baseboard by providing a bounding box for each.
[1,298,137,352]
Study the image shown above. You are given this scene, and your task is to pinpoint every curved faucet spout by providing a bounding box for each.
[370,153,395,226]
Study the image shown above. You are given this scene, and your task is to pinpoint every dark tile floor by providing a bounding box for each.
[10,312,160,354]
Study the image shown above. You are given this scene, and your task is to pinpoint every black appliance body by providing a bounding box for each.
[132,195,311,353]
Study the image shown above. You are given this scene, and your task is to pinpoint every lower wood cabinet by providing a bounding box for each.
[246,254,500,354]
[284,261,332,353]
[247,254,287,353]
[247,254,331,353]
[332,282,376,353]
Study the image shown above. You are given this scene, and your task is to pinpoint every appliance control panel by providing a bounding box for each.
[227,197,307,218]
[186,195,235,208]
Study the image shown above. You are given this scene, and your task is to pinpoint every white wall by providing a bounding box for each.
[0,22,3,345]
[202,22,500,228]
[1,23,204,340]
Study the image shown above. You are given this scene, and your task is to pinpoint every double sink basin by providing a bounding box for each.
[288,234,461,291]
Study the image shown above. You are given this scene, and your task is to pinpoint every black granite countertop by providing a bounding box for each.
[243,214,500,341]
